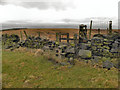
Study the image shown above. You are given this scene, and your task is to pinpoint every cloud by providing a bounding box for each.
[62,17,117,24]
[0,0,118,29]
[22,1,74,11]
[0,0,74,10]
[2,16,118,30]
[118,1,120,29]
[119,1,120,18]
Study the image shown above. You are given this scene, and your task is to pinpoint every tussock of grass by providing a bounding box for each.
[2,50,118,88]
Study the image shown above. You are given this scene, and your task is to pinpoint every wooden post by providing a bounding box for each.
[56,33,59,42]
[85,25,87,39]
[79,25,80,43]
[20,31,23,41]
[98,28,100,34]
[74,34,77,44]
[59,32,61,42]
[79,25,84,43]
[89,20,92,39]
[109,21,112,34]
[23,31,28,39]
[37,32,40,37]
[67,33,69,43]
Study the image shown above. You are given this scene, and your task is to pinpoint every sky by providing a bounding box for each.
[0,0,120,29]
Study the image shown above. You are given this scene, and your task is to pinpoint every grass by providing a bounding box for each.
[2,49,118,88]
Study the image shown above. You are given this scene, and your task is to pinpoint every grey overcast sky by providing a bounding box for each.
[0,0,119,29]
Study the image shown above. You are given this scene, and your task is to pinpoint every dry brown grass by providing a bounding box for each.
[2,28,120,41]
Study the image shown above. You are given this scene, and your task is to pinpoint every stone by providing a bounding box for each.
[56,49,59,53]
[102,49,110,54]
[35,49,44,56]
[112,43,119,49]
[55,41,59,45]
[103,45,110,50]
[61,53,66,56]
[113,61,120,69]
[102,60,113,70]
[60,62,67,66]
[91,46,97,51]
[110,48,118,53]
[93,34,106,39]
[116,39,120,43]
[78,50,92,59]
[58,45,67,49]
[66,53,74,58]
[68,65,73,68]
[79,43,91,50]
[68,57,75,65]
[42,46,49,51]
[92,56,102,63]
[70,43,75,47]
[92,50,98,56]
[66,48,75,54]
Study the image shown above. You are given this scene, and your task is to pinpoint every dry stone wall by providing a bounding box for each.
[2,32,120,70]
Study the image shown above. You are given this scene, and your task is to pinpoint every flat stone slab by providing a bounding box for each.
[78,50,92,59]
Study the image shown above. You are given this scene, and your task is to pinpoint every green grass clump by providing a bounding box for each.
[2,50,118,88]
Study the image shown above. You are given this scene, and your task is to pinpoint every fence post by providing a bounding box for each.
[98,28,100,34]
[74,34,77,44]
[109,21,112,34]
[89,20,92,39]
[37,32,40,37]
[79,25,81,43]
[59,32,61,42]
[23,30,28,39]
[67,33,69,43]
[56,33,59,42]
[85,25,87,39]
[20,31,23,41]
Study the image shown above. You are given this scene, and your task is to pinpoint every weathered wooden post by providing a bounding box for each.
[89,20,92,39]
[37,32,40,37]
[23,30,28,39]
[98,28,100,34]
[79,24,83,43]
[85,25,87,39]
[20,31,23,41]
[67,33,69,43]
[109,21,112,34]
[79,25,81,43]
[59,32,61,42]
[56,33,59,42]
[74,34,77,44]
